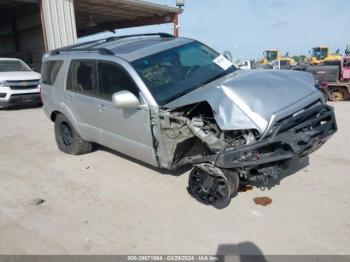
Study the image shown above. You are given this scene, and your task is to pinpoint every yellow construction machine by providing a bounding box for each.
[260,49,296,66]
[309,46,342,65]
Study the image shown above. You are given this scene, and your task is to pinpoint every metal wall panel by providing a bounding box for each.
[41,0,77,50]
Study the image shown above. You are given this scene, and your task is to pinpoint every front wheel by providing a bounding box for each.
[54,113,93,155]
[188,165,239,209]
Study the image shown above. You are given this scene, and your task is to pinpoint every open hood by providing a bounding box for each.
[165,69,321,134]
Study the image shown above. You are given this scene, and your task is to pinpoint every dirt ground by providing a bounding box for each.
[0,102,349,255]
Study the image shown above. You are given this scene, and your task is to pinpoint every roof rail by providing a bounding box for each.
[49,47,114,56]
[104,32,174,43]
[49,33,174,56]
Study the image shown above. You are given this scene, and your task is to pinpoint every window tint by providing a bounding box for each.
[66,60,96,95]
[179,45,215,67]
[42,60,63,85]
[131,41,235,105]
[98,62,139,100]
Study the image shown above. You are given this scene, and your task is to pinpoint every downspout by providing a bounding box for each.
[173,13,179,37]
[40,0,48,52]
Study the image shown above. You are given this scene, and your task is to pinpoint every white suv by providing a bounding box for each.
[0,58,41,108]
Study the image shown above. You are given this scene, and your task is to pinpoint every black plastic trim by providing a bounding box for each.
[214,104,337,169]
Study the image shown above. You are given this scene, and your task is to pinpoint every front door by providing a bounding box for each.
[95,60,156,166]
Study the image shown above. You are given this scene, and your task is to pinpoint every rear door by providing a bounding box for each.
[95,60,156,165]
[65,60,100,142]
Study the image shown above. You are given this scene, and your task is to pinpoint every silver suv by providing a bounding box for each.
[41,33,337,208]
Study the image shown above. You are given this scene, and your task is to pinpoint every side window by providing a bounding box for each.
[66,60,96,96]
[98,62,139,100]
[41,60,63,85]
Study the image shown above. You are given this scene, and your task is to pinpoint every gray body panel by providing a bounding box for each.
[41,54,157,166]
[165,69,321,134]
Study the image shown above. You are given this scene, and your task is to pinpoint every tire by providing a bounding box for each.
[54,113,93,155]
[188,166,239,209]
[329,88,345,102]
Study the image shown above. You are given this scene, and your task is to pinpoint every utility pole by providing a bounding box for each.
[174,0,185,37]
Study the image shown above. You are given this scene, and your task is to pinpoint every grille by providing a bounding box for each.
[271,103,330,138]
[6,80,39,90]
[264,101,322,139]
[10,93,39,97]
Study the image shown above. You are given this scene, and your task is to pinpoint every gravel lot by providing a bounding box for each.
[0,102,349,255]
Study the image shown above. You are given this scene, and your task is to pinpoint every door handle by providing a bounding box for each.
[98,103,106,111]
[67,95,74,102]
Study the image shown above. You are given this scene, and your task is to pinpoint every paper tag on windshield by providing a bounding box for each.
[213,55,233,70]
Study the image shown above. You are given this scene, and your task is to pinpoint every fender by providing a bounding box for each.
[58,101,89,141]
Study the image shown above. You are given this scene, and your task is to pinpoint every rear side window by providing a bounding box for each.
[41,60,63,85]
[66,60,96,96]
[98,62,139,100]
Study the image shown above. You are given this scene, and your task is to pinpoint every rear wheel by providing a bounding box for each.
[329,87,345,102]
[188,165,239,209]
[54,113,93,155]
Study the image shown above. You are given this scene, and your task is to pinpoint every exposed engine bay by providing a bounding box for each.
[151,102,259,170]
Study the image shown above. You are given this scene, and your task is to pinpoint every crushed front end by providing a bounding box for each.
[215,104,337,185]
[151,102,337,208]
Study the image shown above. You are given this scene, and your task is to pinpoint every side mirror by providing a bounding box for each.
[112,90,140,109]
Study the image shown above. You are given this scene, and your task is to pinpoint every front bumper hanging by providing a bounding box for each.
[215,104,337,169]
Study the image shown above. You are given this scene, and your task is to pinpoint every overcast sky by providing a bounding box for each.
[80,0,350,60]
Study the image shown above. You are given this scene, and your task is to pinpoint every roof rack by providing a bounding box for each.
[49,33,175,56]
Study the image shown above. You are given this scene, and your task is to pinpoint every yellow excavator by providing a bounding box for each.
[309,46,342,65]
[260,49,296,66]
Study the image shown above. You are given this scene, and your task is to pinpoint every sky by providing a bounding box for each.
[80,0,350,60]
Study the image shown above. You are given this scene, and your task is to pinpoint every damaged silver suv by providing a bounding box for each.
[41,33,337,208]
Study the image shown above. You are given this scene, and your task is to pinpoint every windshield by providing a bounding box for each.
[131,41,236,105]
[0,60,31,72]
[312,48,327,59]
[265,51,278,62]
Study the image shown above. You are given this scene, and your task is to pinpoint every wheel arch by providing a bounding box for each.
[50,110,60,122]
[50,104,82,138]
[328,85,350,92]
[328,85,350,101]
[320,89,329,101]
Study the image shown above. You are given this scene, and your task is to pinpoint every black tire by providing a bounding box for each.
[188,166,239,209]
[329,87,345,102]
[54,113,93,155]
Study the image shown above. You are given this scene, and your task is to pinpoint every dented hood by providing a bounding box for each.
[165,69,320,134]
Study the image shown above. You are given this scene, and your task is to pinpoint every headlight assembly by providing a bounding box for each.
[0,80,8,87]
